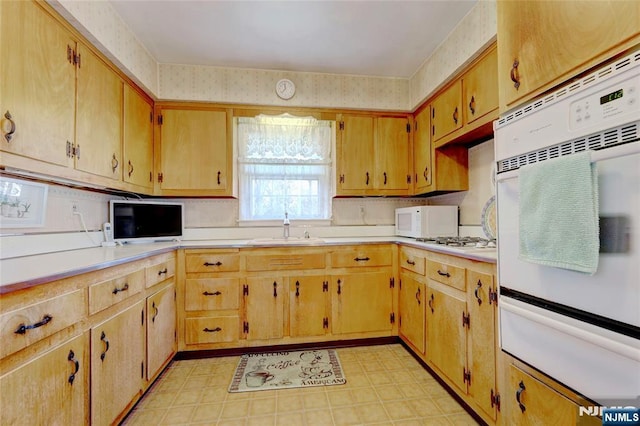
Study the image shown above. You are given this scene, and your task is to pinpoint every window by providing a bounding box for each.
[237,114,333,221]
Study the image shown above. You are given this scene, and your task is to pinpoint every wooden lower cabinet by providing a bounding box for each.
[289,274,329,338]
[0,332,89,425]
[243,276,285,340]
[91,300,145,426]
[398,272,426,354]
[146,282,176,382]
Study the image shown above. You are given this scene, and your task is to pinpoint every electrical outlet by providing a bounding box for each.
[71,201,79,214]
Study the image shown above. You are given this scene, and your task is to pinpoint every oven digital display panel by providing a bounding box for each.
[600,88,623,105]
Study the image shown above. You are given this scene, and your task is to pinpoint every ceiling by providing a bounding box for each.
[109,0,477,79]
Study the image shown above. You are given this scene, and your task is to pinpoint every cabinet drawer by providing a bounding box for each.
[146,258,175,288]
[186,253,240,273]
[185,278,239,311]
[88,269,145,315]
[399,247,426,275]
[185,316,239,344]
[246,253,325,271]
[330,246,391,268]
[0,289,86,359]
[427,260,465,291]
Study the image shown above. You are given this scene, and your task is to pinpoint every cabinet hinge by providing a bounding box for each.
[323,317,329,329]
[390,312,395,324]
[243,284,249,296]
[398,278,402,290]
[432,125,435,136]
[141,362,144,379]
[339,174,345,184]
[406,174,411,184]
[71,144,80,159]
[406,122,410,133]
[398,315,402,327]
[243,321,249,334]
[322,281,328,292]
[462,311,470,328]
[157,114,163,125]
[157,172,163,183]
[66,141,73,158]
[390,277,395,288]
[463,368,471,385]
[339,121,344,130]
[141,309,145,325]
[491,389,501,411]
[489,287,498,305]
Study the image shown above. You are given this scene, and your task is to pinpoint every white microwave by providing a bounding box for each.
[395,205,458,239]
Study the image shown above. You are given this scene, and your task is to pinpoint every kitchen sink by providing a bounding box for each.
[245,237,326,246]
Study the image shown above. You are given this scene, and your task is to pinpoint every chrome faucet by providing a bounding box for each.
[283,212,290,238]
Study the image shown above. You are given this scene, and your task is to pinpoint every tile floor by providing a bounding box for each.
[122,344,480,425]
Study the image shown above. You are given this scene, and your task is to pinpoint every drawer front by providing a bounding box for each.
[0,289,86,359]
[186,253,240,273]
[330,246,392,268]
[89,269,145,315]
[185,278,240,311]
[146,258,175,288]
[399,247,426,275]
[427,261,465,290]
[185,316,239,344]
[246,253,325,271]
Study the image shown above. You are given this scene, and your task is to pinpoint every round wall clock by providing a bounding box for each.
[275,78,296,100]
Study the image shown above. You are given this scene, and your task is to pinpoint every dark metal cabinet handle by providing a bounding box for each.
[204,261,222,267]
[511,59,521,90]
[469,95,476,115]
[68,349,80,385]
[428,293,434,313]
[100,331,109,362]
[516,380,526,412]
[157,268,168,276]
[203,291,222,296]
[217,171,221,185]
[354,257,370,262]
[406,259,415,266]
[3,111,16,142]
[203,327,222,333]
[111,154,119,173]
[452,106,459,125]
[337,279,342,295]
[365,172,370,185]
[273,281,278,297]
[415,287,421,305]
[475,280,483,305]
[14,314,53,334]
[383,172,387,185]
[295,281,300,297]
[423,167,429,181]
[151,301,159,323]
[112,283,129,295]
[128,160,134,177]
[437,270,450,278]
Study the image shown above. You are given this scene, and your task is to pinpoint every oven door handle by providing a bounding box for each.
[500,298,640,362]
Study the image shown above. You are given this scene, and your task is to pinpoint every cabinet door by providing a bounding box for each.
[337,115,374,192]
[244,277,284,340]
[413,107,432,194]
[431,81,462,143]
[399,273,425,354]
[331,271,393,335]
[0,0,75,167]
[123,84,154,190]
[147,283,176,381]
[159,108,230,194]
[91,301,145,426]
[467,271,497,421]
[75,42,123,180]
[463,46,498,126]
[375,117,410,191]
[427,284,467,392]
[0,333,88,426]
[498,1,640,109]
[290,275,329,337]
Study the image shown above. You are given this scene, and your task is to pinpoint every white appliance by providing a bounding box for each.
[494,49,640,405]
[394,205,458,239]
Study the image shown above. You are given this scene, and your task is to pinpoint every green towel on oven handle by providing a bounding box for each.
[518,151,599,275]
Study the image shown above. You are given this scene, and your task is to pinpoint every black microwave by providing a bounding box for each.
[109,200,184,242]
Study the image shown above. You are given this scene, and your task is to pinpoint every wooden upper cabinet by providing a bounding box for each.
[412,107,432,194]
[498,1,640,111]
[337,114,375,192]
[463,45,498,126]
[0,0,75,167]
[157,107,232,195]
[375,117,410,192]
[431,81,463,144]
[123,85,154,190]
[75,42,123,180]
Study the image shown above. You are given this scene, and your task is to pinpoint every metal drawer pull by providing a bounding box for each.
[437,270,450,277]
[516,380,526,412]
[354,257,370,262]
[3,111,16,142]
[203,327,222,333]
[453,106,459,124]
[68,349,80,385]
[158,268,168,276]
[100,331,109,361]
[128,160,134,177]
[475,280,483,305]
[204,261,222,267]
[111,154,119,173]
[295,281,300,297]
[511,59,521,90]
[112,283,129,294]
[203,291,222,296]
[14,314,53,335]
[406,259,416,266]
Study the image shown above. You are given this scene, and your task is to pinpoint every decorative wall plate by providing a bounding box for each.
[275,78,296,100]
[481,195,497,240]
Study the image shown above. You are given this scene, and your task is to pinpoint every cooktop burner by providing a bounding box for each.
[415,236,497,248]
